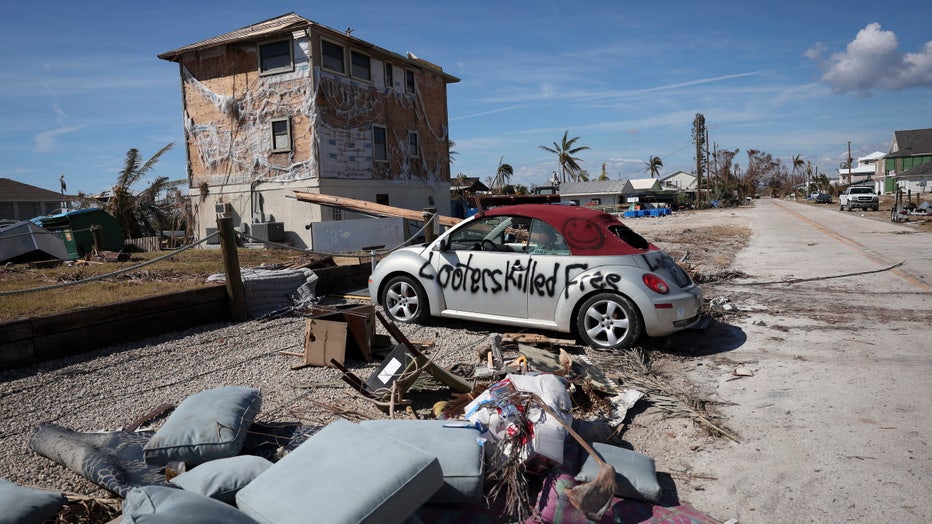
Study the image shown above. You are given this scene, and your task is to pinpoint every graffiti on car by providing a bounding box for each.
[417,253,622,299]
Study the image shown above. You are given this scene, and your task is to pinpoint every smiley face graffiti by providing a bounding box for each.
[561,217,605,250]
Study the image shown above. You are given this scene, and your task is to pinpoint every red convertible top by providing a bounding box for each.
[479,203,658,256]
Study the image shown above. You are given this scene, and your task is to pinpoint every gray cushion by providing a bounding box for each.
[236,419,443,524]
[575,442,662,503]
[122,485,259,523]
[169,455,273,504]
[0,479,67,524]
[143,387,262,466]
[360,419,484,504]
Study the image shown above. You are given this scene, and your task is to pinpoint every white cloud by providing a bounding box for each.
[808,23,932,96]
[33,126,83,153]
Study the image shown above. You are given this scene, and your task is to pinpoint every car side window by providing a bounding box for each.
[447,216,524,252]
[528,219,569,255]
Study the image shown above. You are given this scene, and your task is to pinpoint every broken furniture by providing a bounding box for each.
[281,304,378,368]
[235,418,444,524]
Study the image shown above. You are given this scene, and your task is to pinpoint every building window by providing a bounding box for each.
[350,50,371,81]
[259,39,293,75]
[408,131,419,158]
[271,118,291,152]
[373,125,387,162]
[376,194,389,206]
[332,207,343,221]
[384,63,394,89]
[321,40,345,73]
[405,69,416,94]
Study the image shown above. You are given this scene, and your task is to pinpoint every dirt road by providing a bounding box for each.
[672,198,931,522]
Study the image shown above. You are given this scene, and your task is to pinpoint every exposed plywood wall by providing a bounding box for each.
[180,28,451,189]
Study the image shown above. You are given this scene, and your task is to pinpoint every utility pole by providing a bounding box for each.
[847,141,853,185]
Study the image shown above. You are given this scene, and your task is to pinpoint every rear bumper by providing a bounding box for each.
[641,286,702,337]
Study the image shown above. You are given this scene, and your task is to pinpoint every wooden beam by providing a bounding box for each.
[292,191,462,227]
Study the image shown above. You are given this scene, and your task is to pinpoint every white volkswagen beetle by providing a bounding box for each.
[368,204,702,350]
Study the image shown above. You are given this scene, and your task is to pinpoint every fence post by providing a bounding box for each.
[422,207,438,244]
[217,216,247,322]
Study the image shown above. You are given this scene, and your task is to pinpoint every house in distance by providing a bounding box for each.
[158,13,459,249]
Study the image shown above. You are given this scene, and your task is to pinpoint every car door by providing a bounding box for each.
[429,215,530,319]
[525,218,572,322]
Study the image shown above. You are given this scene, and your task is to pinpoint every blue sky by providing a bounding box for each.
[2,0,931,196]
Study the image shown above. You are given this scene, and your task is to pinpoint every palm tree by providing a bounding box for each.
[644,155,663,178]
[598,163,609,181]
[791,154,805,183]
[447,139,458,164]
[538,130,590,182]
[491,157,514,194]
[106,143,176,240]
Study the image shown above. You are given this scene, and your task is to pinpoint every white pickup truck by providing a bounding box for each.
[839,186,879,212]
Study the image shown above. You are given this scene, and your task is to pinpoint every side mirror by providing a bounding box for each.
[435,236,450,252]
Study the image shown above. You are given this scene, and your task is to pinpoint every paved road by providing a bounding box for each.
[681,198,931,523]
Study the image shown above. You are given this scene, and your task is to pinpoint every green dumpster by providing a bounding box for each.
[38,208,123,259]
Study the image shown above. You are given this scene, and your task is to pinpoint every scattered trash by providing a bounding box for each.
[23,319,725,523]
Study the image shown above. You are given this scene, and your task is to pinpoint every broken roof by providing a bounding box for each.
[157,12,459,82]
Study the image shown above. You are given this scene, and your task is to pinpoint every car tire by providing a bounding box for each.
[575,293,642,350]
[381,275,429,324]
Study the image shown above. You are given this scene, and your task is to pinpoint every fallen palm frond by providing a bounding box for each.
[57,493,122,524]
[613,348,739,443]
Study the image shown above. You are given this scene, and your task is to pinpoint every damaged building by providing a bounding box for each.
[158,13,459,249]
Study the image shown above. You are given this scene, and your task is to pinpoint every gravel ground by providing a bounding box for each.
[0,298,504,499]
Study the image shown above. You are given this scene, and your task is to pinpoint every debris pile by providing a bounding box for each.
[6,310,726,524]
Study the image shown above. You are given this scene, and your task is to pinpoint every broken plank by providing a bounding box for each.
[502,333,577,345]
[293,191,462,227]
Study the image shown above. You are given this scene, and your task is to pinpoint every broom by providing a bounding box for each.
[524,392,617,521]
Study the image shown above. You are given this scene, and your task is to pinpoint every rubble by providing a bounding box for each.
[6,319,725,523]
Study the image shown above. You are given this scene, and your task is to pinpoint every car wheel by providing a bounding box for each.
[381,275,429,324]
[575,293,642,350]
[839,204,844,211]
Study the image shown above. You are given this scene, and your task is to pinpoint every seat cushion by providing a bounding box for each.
[574,442,662,503]
[143,387,261,466]
[236,419,443,524]
[360,419,484,504]
[169,455,273,504]
[0,479,67,524]
[121,485,259,523]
